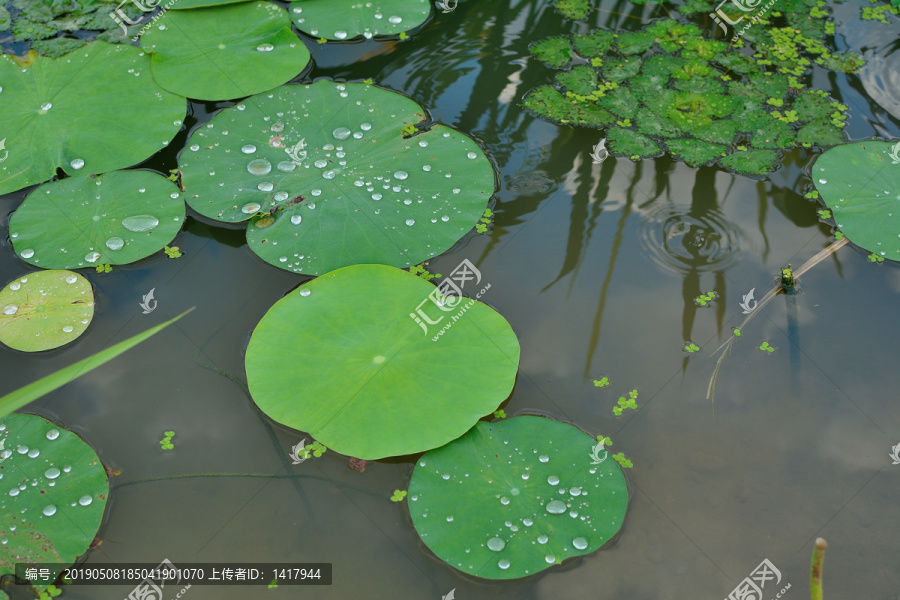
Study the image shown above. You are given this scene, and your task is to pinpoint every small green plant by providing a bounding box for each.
[390,489,407,502]
[316,37,328,44]
[867,253,884,263]
[493,409,506,419]
[474,207,494,233]
[362,78,374,85]
[159,430,175,450]
[694,290,717,307]
[268,579,279,589]
[615,118,631,127]
[732,327,741,337]
[164,245,182,259]
[401,123,417,137]
[613,389,638,415]
[407,263,441,281]
[805,190,820,200]
[817,209,831,219]
[596,434,611,446]
[297,440,327,459]
[38,584,62,600]
[612,452,632,468]
[759,341,775,353]
[95,263,112,273]
[593,376,609,387]
[683,342,700,353]
[398,32,409,40]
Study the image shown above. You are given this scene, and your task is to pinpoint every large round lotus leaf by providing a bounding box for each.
[813,141,900,261]
[0,271,94,353]
[0,413,109,591]
[9,170,184,269]
[0,42,185,196]
[180,81,494,275]
[245,264,520,460]
[408,416,628,580]
[140,2,311,101]
[290,0,430,40]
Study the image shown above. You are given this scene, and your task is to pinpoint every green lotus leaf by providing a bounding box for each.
[180,81,493,275]
[748,118,796,149]
[0,42,184,196]
[607,127,662,159]
[408,416,628,580]
[597,87,639,117]
[795,118,846,148]
[635,108,682,138]
[140,1,310,101]
[791,91,837,121]
[719,148,779,175]
[245,264,520,460]
[714,51,757,74]
[556,65,597,96]
[290,0,430,40]
[665,138,727,167]
[693,120,738,145]
[529,37,572,68]
[812,141,900,260]
[0,413,109,592]
[0,271,94,353]
[9,171,184,270]
[614,31,654,55]
[602,56,642,82]
[572,30,614,57]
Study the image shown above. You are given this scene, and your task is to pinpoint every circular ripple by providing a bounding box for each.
[639,205,743,274]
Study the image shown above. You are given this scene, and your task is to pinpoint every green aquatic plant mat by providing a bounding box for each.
[140,1,310,101]
[0,42,185,196]
[812,141,900,260]
[408,416,628,580]
[0,271,94,353]
[0,310,192,419]
[245,264,520,460]
[289,0,431,40]
[522,18,855,175]
[5,0,143,57]
[9,170,184,270]
[0,413,109,594]
[181,81,494,275]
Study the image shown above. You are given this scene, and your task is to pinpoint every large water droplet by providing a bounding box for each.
[486,537,505,552]
[299,290,311,297]
[79,494,93,506]
[257,43,274,52]
[84,251,101,263]
[546,500,567,514]
[122,215,159,232]
[498,559,510,570]
[190,144,200,151]
[332,127,351,140]
[65,275,77,284]
[441,215,450,222]
[467,152,477,159]
[394,170,409,180]
[0,449,11,460]
[539,454,549,463]
[248,159,272,175]
[27,448,39,458]
[241,144,257,154]
[291,215,302,225]
[277,161,297,172]
[3,305,18,315]
[572,536,588,550]
[522,518,533,526]
[241,203,261,214]
[388,15,403,23]
[274,191,289,202]
[818,179,827,184]
[544,555,556,564]
[46,429,59,440]
[500,496,510,505]
[42,505,57,516]
[323,170,336,179]
[8,488,19,497]
[70,158,85,170]
[334,30,348,39]
[258,182,274,192]
[569,487,582,496]
[62,326,73,333]
[405,219,415,226]
[105,237,124,251]
[21,249,35,259]
[537,534,549,544]
[314,159,327,168]
[9,282,20,290]
[40,102,52,111]
[548,475,560,485]
[45,467,60,479]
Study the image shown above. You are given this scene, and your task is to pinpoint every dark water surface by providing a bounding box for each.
[2,1,900,598]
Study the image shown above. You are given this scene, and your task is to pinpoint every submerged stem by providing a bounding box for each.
[811,537,827,600]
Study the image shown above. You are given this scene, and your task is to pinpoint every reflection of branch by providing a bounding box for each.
[706,237,849,404]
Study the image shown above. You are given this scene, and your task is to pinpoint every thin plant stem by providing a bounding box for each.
[811,537,827,600]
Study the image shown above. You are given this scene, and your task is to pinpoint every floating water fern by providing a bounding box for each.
[523,17,855,175]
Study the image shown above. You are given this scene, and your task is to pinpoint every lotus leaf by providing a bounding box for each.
[0,42,185,195]
[0,271,94,353]
[408,416,628,580]
[0,413,109,593]
[180,81,494,275]
[245,264,520,460]
[9,170,184,270]
[140,1,311,101]
[289,0,430,40]
[812,141,900,260]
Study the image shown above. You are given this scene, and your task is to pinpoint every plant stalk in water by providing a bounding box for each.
[811,537,826,600]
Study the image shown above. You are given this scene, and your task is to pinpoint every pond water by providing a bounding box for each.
[1,1,899,599]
